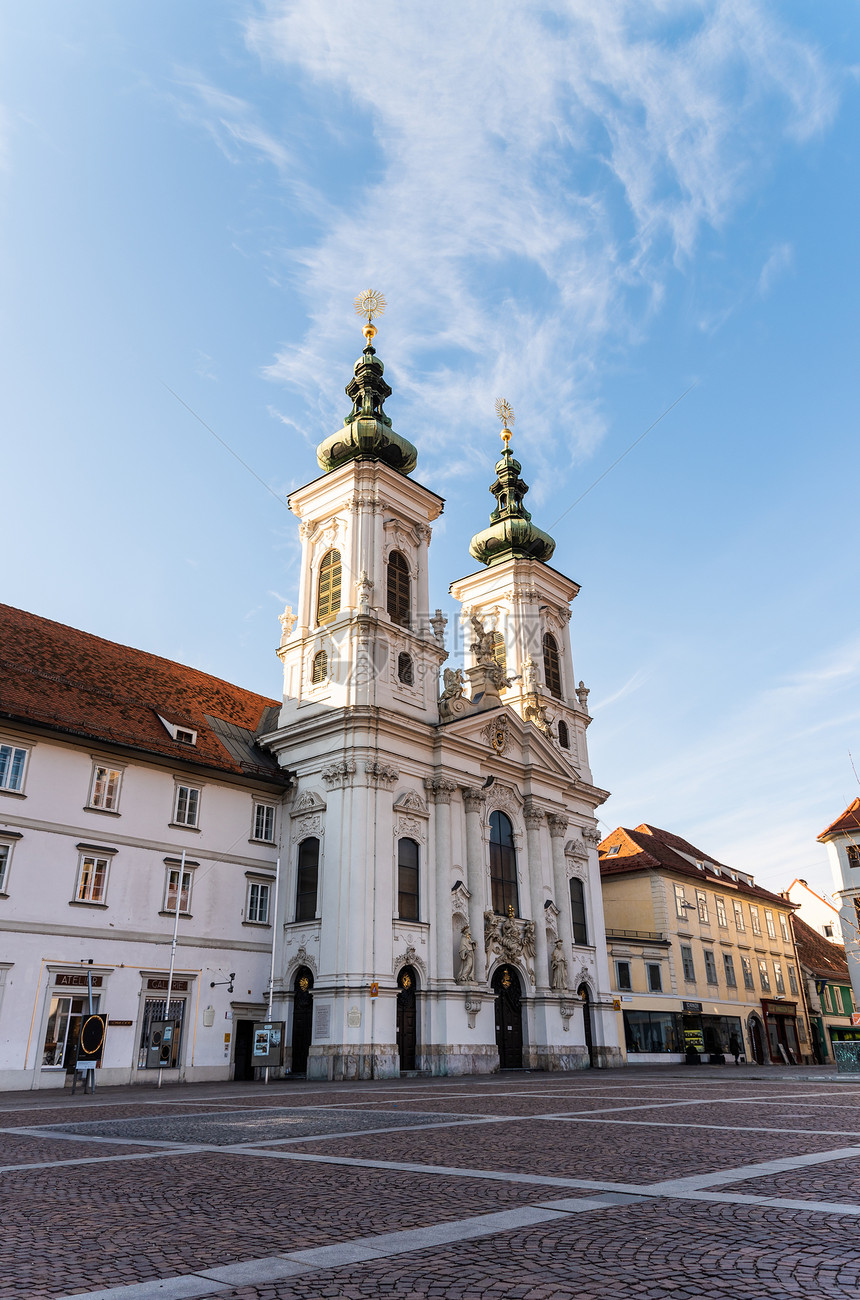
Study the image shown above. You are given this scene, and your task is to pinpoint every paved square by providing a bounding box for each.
[2,1067,860,1299]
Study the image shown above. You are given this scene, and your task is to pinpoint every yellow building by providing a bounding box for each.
[599,824,810,1065]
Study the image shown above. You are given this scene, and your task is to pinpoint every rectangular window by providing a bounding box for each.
[703,950,718,985]
[674,883,688,919]
[0,842,11,892]
[646,963,663,993]
[252,803,276,843]
[623,1010,682,1054]
[758,959,771,992]
[173,785,200,828]
[615,960,632,991]
[750,905,761,936]
[246,880,270,924]
[295,838,319,922]
[715,897,728,928]
[680,945,696,982]
[779,913,790,942]
[788,964,799,995]
[764,909,776,940]
[569,877,588,945]
[164,867,193,913]
[774,961,785,995]
[75,854,109,903]
[397,838,420,922]
[723,954,737,987]
[89,765,122,811]
[696,891,709,924]
[0,743,28,792]
[733,900,745,932]
[741,955,755,990]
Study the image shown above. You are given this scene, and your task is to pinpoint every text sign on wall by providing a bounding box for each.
[56,974,103,988]
[314,1003,331,1040]
[147,979,189,992]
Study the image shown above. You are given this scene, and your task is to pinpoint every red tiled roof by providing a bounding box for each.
[791,913,850,981]
[633,823,730,870]
[818,798,860,842]
[598,825,792,908]
[0,604,286,784]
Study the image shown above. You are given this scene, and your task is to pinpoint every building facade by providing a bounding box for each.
[817,798,860,1012]
[790,913,857,1064]
[599,824,810,1065]
[786,878,843,943]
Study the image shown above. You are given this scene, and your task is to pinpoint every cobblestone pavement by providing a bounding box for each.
[2,1068,860,1299]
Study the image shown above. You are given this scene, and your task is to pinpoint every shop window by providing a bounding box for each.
[316,549,342,625]
[397,837,419,921]
[386,551,411,627]
[295,837,319,922]
[489,811,519,916]
[569,876,588,945]
[680,945,695,982]
[646,963,663,992]
[311,651,328,684]
[616,960,632,991]
[703,950,718,985]
[42,990,101,1068]
[542,633,562,699]
[624,1010,682,1053]
[138,997,185,1069]
[723,954,737,987]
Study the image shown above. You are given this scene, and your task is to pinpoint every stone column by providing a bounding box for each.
[425,777,457,981]
[523,801,551,989]
[548,814,573,987]
[462,787,488,970]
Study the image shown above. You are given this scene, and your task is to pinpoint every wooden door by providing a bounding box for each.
[291,968,314,1075]
[396,967,417,1071]
[492,965,523,1069]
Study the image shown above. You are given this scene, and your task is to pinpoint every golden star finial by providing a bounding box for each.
[495,397,515,449]
[354,289,386,344]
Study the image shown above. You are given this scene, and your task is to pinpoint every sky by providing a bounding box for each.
[1,2,858,898]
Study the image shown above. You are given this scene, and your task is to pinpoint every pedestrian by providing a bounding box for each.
[729,1031,741,1065]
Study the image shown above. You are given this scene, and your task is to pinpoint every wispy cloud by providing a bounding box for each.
[758,241,794,296]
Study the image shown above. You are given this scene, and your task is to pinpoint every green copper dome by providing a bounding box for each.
[469,444,555,567]
[316,338,418,476]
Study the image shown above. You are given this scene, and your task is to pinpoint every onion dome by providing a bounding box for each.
[468,401,555,567]
[316,291,418,476]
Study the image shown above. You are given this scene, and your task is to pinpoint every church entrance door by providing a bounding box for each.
[291,968,314,1075]
[578,984,595,1067]
[396,966,418,1071]
[492,965,523,1069]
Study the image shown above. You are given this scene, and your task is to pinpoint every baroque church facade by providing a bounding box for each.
[262,312,621,1077]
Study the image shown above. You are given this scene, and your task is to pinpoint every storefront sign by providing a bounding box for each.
[56,974,103,988]
[147,979,189,991]
[108,1019,133,1027]
[682,1001,702,1013]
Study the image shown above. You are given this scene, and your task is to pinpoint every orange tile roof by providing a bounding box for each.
[0,604,286,785]
[791,913,850,981]
[598,824,793,908]
[818,798,860,842]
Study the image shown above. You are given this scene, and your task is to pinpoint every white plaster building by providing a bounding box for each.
[786,878,843,943]
[261,316,621,1078]
[817,798,860,1010]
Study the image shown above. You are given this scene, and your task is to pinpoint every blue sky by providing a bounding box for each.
[2,2,858,896]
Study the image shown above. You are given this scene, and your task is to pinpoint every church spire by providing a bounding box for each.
[468,400,555,567]
[316,291,418,476]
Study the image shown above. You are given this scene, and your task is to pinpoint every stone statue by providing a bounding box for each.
[355,570,374,610]
[456,925,476,982]
[430,609,448,644]
[440,667,465,700]
[278,604,297,645]
[551,939,568,991]
[576,680,590,712]
[483,909,502,975]
[470,616,496,665]
[524,696,553,737]
[521,655,537,691]
[500,914,522,962]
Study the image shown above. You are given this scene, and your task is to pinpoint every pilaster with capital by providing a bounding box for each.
[548,813,574,983]
[425,777,458,979]
[523,800,550,989]
[461,786,488,956]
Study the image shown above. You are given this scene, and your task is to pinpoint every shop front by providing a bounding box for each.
[760,999,800,1064]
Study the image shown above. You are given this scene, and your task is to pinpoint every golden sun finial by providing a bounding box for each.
[495,397,515,448]
[354,289,386,344]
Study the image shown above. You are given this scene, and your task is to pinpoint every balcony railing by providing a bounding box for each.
[605,928,667,943]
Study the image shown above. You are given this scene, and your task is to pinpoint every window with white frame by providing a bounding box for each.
[788,964,799,995]
[715,897,728,928]
[779,912,790,942]
[88,764,122,811]
[741,955,755,990]
[764,908,776,939]
[253,802,275,843]
[774,960,785,995]
[750,905,761,936]
[733,900,745,932]
[172,785,200,828]
[0,742,29,793]
[758,958,771,992]
[246,879,271,925]
[696,890,709,923]
[163,864,194,913]
[74,853,110,903]
[674,883,688,919]
[0,841,13,892]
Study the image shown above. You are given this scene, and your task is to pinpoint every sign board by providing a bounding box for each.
[369,982,379,998]
[851,1013,860,1027]
[109,1019,133,1027]
[251,1021,284,1067]
[683,1026,705,1054]
[682,1002,702,1013]
[77,1014,107,1063]
[56,974,103,988]
[145,1019,178,1069]
[147,979,189,992]
[611,998,621,1011]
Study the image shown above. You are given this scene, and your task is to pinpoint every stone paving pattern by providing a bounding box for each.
[2,1068,860,1298]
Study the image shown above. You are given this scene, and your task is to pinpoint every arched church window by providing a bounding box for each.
[543,632,562,699]
[397,652,414,685]
[491,633,506,678]
[489,810,519,917]
[569,876,588,945]
[295,837,320,922]
[397,838,419,921]
[557,719,570,749]
[311,651,328,684]
[316,550,341,626]
[387,551,411,627]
